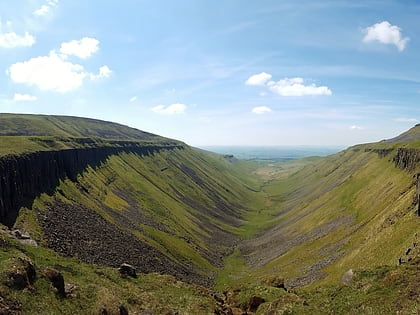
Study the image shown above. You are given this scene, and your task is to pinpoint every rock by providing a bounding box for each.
[64,283,77,295]
[341,269,354,286]
[4,255,36,290]
[247,296,266,312]
[118,263,137,278]
[213,292,226,304]
[44,268,65,297]
[119,304,129,315]
[264,275,286,289]
[9,230,38,247]
[12,230,31,240]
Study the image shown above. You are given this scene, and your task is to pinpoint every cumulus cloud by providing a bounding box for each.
[33,0,60,16]
[0,31,35,48]
[7,38,111,93]
[151,103,186,115]
[13,93,37,101]
[7,51,87,92]
[394,117,418,123]
[245,72,272,86]
[349,125,364,130]
[246,73,332,97]
[252,106,272,114]
[363,21,409,52]
[60,37,99,59]
[268,77,332,96]
[129,96,137,103]
[90,65,112,80]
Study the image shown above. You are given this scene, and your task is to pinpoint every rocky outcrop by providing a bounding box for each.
[392,148,420,172]
[0,143,183,227]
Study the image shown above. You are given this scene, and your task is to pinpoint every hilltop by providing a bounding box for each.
[0,115,419,314]
[0,114,161,140]
[384,123,420,144]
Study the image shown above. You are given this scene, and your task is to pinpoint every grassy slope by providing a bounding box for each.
[0,114,161,140]
[16,147,261,282]
[1,115,419,313]
[214,143,419,313]
[0,231,216,315]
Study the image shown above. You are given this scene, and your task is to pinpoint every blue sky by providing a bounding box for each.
[1,0,419,146]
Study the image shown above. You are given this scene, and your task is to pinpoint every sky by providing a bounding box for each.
[0,0,419,146]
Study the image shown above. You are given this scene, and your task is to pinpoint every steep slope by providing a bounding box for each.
[224,139,420,292]
[1,115,419,314]
[0,114,259,287]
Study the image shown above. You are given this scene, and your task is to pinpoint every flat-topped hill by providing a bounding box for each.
[0,113,161,140]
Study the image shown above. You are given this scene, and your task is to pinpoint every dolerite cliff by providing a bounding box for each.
[393,148,420,172]
[0,142,183,227]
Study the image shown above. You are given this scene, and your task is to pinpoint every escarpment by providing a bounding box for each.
[392,148,420,172]
[0,143,184,227]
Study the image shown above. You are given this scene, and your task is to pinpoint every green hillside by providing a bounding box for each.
[0,114,419,314]
[0,113,161,140]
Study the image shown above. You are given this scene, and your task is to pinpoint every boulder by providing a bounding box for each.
[3,255,36,290]
[341,269,354,286]
[247,296,266,312]
[119,304,129,315]
[118,263,137,278]
[264,275,286,289]
[44,268,65,297]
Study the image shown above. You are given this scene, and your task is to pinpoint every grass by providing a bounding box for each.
[0,232,216,314]
[1,114,419,313]
[0,113,165,141]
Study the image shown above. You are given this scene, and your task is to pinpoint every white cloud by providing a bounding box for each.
[13,93,37,101]
[349,125,364,130]
[8,51,110,93]
[245,72,272,86]
[90,65,112,80]
[33,0,59,16]
[394,117,418,123]
[246,73,332,97]
[60,37,99,59]
[33,5,50,16]
[151,103,186,115]
[363,21,409,52]
[8,51,87,92]
[252,106,272,114]
[268,77,332,96]
[0,31,35,48]
[7,37,110,92]
[129,96,137,103]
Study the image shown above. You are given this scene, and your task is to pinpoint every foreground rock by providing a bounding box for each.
[2,255,36,290]
[118,263,137,278]
[43,268,65,297]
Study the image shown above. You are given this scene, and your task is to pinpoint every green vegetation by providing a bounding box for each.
[0,113,163,141]
[0,115,419,313]
[0,231,216,314]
